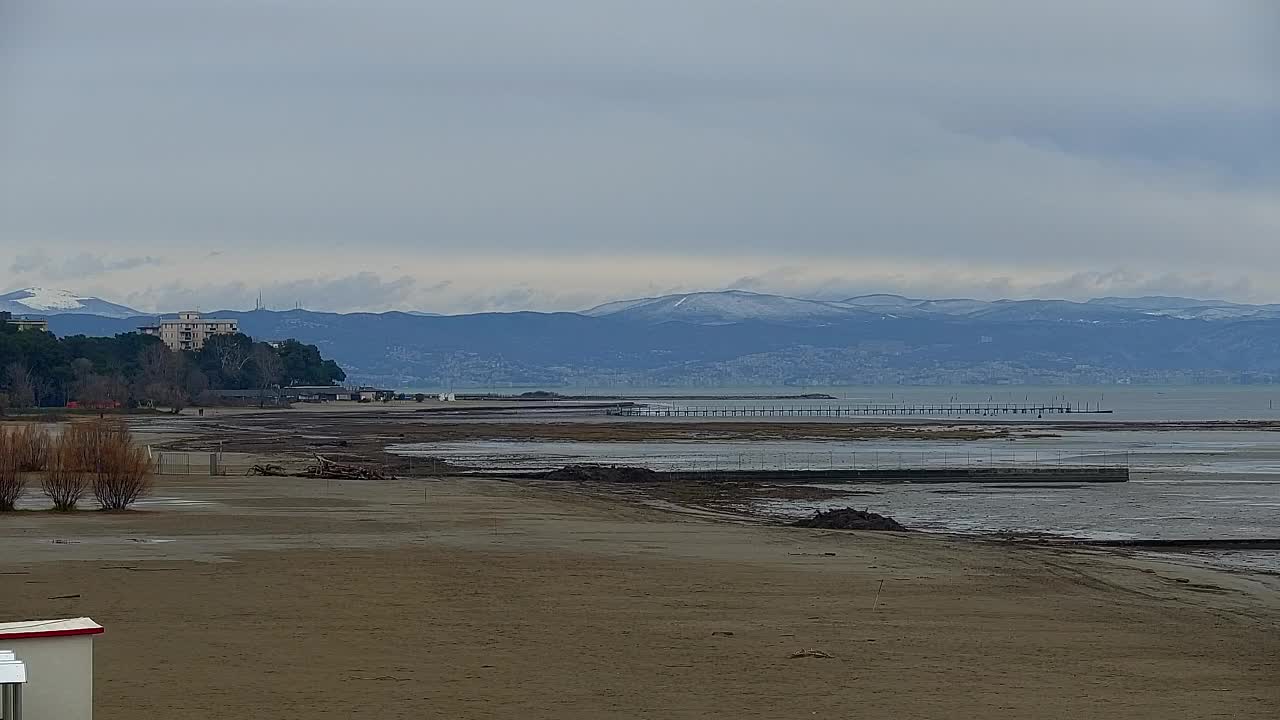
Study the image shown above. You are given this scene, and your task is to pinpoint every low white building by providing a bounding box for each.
[0,617,102,720]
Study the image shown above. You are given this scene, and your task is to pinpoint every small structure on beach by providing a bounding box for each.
[356,387,396,402]
[0,617,102,720]
[284,385,356,402]
[0,649,25,719]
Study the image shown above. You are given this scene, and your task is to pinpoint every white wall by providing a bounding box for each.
[2,635,94,720]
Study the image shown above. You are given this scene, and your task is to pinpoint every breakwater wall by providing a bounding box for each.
[527,465,1129,484]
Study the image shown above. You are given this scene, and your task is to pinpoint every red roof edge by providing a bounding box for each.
[0,627,104,641]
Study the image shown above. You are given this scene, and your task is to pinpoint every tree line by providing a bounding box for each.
[0,312,346,412]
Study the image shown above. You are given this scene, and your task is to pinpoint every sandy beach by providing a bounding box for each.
[3,458,1278,719]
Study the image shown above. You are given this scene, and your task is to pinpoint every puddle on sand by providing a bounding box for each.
[133,497,215,509]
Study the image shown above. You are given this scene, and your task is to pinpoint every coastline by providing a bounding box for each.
[4,406,1278,717]
[3,462,1278,718]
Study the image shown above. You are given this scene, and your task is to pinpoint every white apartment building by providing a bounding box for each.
[139,311,239,351]
[3,316,49,332]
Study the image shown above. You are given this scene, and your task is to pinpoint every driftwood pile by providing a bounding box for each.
[248,454,397,481]
[247,463,290,477]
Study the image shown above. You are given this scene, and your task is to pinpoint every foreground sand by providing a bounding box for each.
[2,471,1278,719]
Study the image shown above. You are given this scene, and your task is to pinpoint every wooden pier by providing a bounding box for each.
[608,403,1110,418]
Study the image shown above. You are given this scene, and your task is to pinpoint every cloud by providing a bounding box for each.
[121,272,420,314]
[88,255,1272,315]
[8,251,166,279]
[0,1,1276,309]
[8,253,46,274]
[1025,271,1256,302]
[116,271,643,315]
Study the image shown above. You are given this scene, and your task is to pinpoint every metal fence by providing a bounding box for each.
[149,450,262,476]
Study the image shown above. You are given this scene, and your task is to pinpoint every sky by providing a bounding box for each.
[1,1,1277,313]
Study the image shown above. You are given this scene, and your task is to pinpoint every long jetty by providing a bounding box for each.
[608,403,1111,418]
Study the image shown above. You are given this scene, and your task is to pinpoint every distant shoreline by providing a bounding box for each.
[454,392,839,401]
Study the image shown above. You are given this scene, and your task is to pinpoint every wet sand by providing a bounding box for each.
[3,468,1278,719]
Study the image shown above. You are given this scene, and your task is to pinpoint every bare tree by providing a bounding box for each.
[106,373,130,407]
[32,375,54,408]
[137,345,188,413]
[184,366,209,399]
[252,345,284,407]
[71,358,112,407]
[206,334,251,380]
[3,363,35,409]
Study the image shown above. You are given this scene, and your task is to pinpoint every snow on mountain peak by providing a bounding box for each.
[6,287,89,311]
[0,287,142,318]
[583,290,883,325]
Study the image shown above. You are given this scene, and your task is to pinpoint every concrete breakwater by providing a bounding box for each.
[1054,538,1280,550]
[525,465,1129,484]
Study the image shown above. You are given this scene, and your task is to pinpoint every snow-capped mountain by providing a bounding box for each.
[840,294,921,308]
[583,290,883,325]
[840,295,1238,321]
[0,288,141,319]
[1086,296,1280,320]
[585,290,1280,325]
[840,295,1000,316]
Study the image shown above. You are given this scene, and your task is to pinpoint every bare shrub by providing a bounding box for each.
[42,439,88,511]
[0,428,25,511]
[45,421,153,511]
[11,424,51,471]
[81,421,153,511]
[94,441,151,510]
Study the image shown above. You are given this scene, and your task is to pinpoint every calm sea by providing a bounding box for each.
[422,384,1280,422]
[394,385,1280,570]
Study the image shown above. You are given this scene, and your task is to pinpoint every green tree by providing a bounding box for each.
[276,340,346,386]
[0,324,344,409]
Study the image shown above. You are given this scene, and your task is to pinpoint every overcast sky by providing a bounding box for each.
[1,1,1277,313]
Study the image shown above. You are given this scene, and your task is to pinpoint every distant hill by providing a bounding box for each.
[0,287,141,319]
[43,302,1280,387]
[29,287,1280,385]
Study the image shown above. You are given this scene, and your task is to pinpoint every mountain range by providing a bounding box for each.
[0,287,141,319]
[12,287,1280,386]
[584,291,1280,324]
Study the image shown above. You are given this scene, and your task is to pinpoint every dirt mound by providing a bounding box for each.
[792,507,907,531]
[542,465,664,483]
